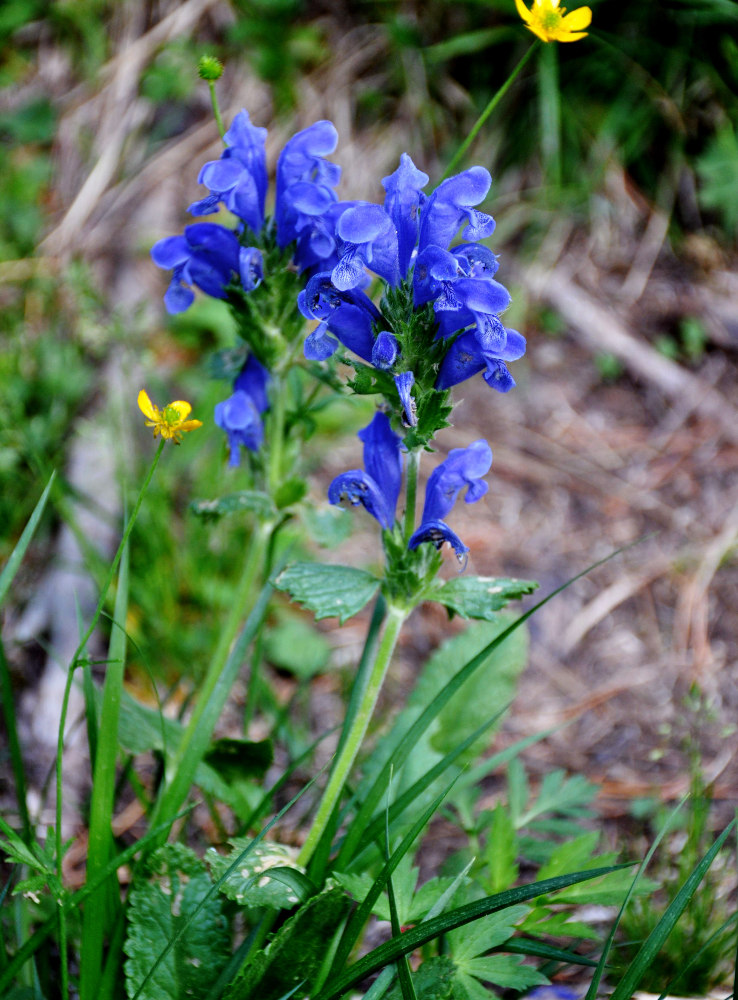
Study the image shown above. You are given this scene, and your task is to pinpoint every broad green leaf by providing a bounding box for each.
[123,844,229,1000]
[189,490,274,522]
[300,504,352,549]
[274,477,307,509]
[386,956,456,1000]
[425,576,539,621]
[204,737,274,782]
[457,956,548,992]
[264,615,331,679]
[520,907,600,940]
[223,887,350,1000]
[447,906,529,963]
[337,855,457,926]
[206,840,309,910]
[275,562,379,623]
[516,770,597,827]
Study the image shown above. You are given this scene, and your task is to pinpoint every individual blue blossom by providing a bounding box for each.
[214,355,270,466]
[328,412,402,529]
[298,273,379,362]
[189,110,268,232]
[382,153,429,277]
[275,120,341,256]
[151,223,241,314]
[416,166,496,253]
[408,439,493,562]
[436,328,526,393]
[239,246,264,291]
[332,203,399,291]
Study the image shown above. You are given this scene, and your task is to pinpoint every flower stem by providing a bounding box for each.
[297,603,408,868]
[209,81,226,141]
[403,447,421,544]
[441,42,538,181]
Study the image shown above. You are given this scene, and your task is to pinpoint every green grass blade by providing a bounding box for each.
[79,537,130,1000]
[331,777,460,977]
[505,937,599,967]
[608,820,736,1000]
[344,708,507,867]
[336,544,634,870]
[384,777,416,1000]
[0,641,32,843]
[658,910,738,1000]
[315,864,632,1000]
[585,794,688,1000]
[0,472,56,610]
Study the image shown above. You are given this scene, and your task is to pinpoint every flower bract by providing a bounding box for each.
[515,0,592,42]
[137,390,202,443]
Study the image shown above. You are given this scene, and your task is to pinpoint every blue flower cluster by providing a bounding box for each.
[152,109,524,567]
[151,111,349,465]
[328,412,492,563]
[298,154,526,412]
[151,111,345,314]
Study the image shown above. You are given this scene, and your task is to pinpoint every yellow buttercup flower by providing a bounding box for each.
[515,0,592,42]
[137,389,203,443]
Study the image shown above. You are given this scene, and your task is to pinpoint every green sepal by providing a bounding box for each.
[189,490,275,522]
[382,523,443,606]
[345,359,397,397]
[275,561,380,623]
[425,576,539,620]
[402,387,452,451]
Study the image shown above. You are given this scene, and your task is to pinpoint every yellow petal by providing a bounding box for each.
[515,0,533,24]
[137,390,157,421]
[178,419,203,433]
[168,400,193,420]
[561,6,592,31]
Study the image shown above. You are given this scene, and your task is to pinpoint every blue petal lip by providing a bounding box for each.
[408,519,469,564]
[328,470,395,529]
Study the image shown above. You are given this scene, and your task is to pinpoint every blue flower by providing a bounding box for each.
[382,153,429,277]
[298,273,379,362]
[275,120,341,253]
[214,355,271,466]
[436,328,526,393]
[394,371,417,427]
[409,439,492,562]
[328,412,402,529]
[189,110,268,232]
[151,223,241,314]
[417,167,496,254]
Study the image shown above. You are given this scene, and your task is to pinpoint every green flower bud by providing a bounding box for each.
[198,55,223,81]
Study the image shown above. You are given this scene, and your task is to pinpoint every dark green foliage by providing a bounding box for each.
[222,887,350,1000]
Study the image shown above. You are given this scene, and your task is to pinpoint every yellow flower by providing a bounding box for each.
[515,0,592,42]
[137,389,203,443]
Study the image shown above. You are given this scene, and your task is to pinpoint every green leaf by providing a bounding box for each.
[275,562,380,623]
[189,490,274,523]
[206,840,310,910]
[300,504,353,549]
[264,615,331,679]
[274,477,307,510]
[517,770,598,827]
[204,737,274,782]
[425,576,539,621]
[483,803,519,893]
[448,906,529,963]
[123,844,230,1000]
[0,471,55,609]
[223,887,350,1000]
[456,956,547,993]
[336,856,458,926]
[386,956,456,1000]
